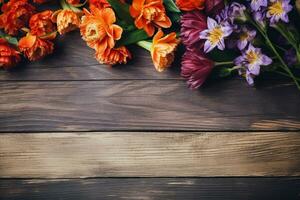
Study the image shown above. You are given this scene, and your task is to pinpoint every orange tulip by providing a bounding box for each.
[0,0,35,35]
[151,29,180,72]
[52,9,81,35]
[18,34,54,61]
[80,8,123,54]
[129,0,172,37]
[0,38,21,69]
[66,0,80,5]
[33,0,50,4]
[175,0,205,11]
[95,46,131,65]
[29,10,57,39]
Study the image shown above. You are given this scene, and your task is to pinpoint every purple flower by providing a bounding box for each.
[266,0,293,24]
[199,17,233,53]
[181,48,214,89]
[180,11,207,50]
[216,3,246,24]
[235,44,272,85]
[237,27,256,50]
[249,0,268,11]
[253,8,267,25]
[285,48,298,66]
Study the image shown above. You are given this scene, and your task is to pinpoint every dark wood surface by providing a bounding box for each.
[1,31,300,199]
[1,178,300,200]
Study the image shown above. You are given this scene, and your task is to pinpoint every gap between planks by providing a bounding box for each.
[0,132,300,178]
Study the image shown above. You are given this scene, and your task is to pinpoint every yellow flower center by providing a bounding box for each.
[240,32,249,41]
[246,50,259,64]
[208,27,224,45]
[268,1,284,16]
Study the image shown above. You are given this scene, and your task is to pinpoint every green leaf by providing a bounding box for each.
[107,0,133,24]
[117,29,149,46]
[0,31,18,46]
[163,0,180,13]
[216,67,232,78]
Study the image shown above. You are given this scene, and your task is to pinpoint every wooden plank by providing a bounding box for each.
[1,178,300,200]
[0,80,300,132]
[0,132,300,178]
[0,31,180,81]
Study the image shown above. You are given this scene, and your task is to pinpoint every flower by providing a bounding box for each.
[18,34,54,61]
[175,0,205,11]
[249,0,268,12]
[52,9,81,35]
[150,29,180,72]
[234,44,272,85]
[237,27,256,50]
[89,0,110,11]
[216,3,246,24]
[80,8,123,54]
[180,11,207,50]
[285,48,298,66]
[181,48,214,89]
[29,10,57,39]
[0,0,35,35]
[95,46,131,65]
[33,0,49,4]
[205,0,224,17]
[0,38,21,69]
[266,0,293,24]
[66,0,80,5]
[129,0,172,37]
[199,17,233,53]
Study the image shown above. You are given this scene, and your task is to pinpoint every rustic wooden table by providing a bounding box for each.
[0,31,300,199]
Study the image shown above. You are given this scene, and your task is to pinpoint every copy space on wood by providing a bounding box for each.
[1,132,299,178]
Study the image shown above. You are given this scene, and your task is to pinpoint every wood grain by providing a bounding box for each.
[1,132,300,178]
[0,80,300,132]
[0,32,181,81]
[1,178,300,200]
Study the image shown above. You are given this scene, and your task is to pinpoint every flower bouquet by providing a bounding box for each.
[0,0,300,90]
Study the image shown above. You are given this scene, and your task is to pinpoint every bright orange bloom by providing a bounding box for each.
[0,39,21,69]
[151,29,180,72]
[175,0,205,11]
[0,0,35,35]
[29,10,57,39]
[95,46,131,65]
[89,0,110,11]
[52,9,81,35]
[89,0,126,11]
[129,0,172,37]
[18,34,54,61]
[80,8,123,53]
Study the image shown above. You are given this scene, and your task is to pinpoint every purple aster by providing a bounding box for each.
[216,3,246,24]
[199,17,233,53]
[249,0,268,12]
[237,27,256,50]
[234,44,272,85]
[266,0,293,24]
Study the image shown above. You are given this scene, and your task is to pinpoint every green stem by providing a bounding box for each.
[274,71,300,81]
[215,61,234,66]
[137,41,152,51]
[60,0,81,12]
[247,13,300,90]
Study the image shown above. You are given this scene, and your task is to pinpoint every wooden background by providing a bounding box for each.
[0,31,300,199]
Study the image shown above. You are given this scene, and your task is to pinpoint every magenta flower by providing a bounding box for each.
[200,17,233,53]
[205,0,225,17]
[181,48,214,89]
[180,11,207,50]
